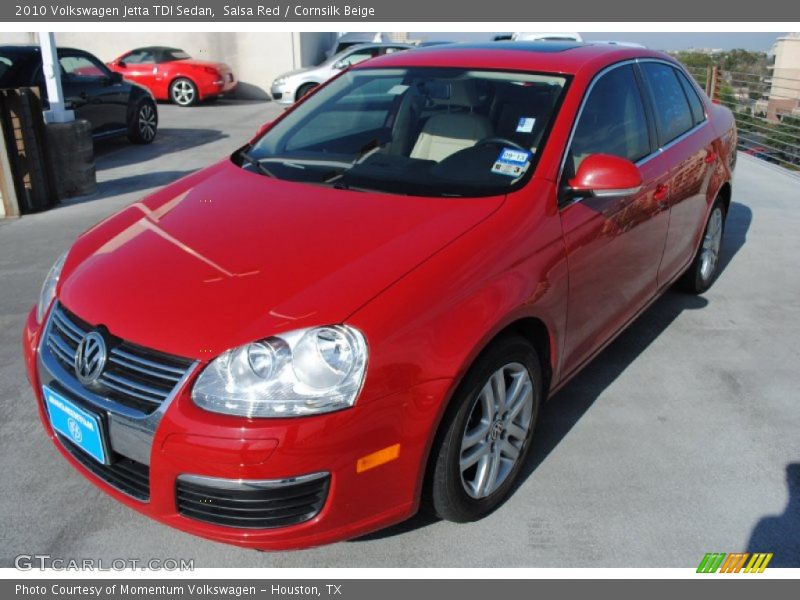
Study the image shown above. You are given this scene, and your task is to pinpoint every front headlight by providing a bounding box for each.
[36,251,67,323]
[192,325,368,418]
[273,76,287,86]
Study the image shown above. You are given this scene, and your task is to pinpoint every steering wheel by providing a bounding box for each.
[475,137,528,152]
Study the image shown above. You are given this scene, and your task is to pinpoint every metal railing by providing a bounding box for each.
[683,64,800,172]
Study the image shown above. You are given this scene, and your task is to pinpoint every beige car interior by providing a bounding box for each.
[409,80,494,162]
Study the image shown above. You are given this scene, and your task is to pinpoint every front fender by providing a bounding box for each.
[349,178,568,456]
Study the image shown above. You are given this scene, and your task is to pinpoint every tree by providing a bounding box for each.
[766,116,800,166]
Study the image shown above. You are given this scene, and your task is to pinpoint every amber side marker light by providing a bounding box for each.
[356,443,401,473]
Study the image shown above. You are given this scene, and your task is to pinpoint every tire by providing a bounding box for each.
[295,83,318,102]
[678,199,727,294]
[424,334,543,522]
[170,78,198,107]
[127,99,158,144]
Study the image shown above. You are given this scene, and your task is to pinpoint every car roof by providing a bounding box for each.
[359,41,676,76]
[0,45,89,54]
[128,46,184,54]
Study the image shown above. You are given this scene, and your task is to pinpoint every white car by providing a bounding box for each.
[270,43,413,104]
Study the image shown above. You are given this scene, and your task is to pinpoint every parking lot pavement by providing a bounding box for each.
[0,98,798,567]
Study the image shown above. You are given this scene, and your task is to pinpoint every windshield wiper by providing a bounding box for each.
[239,149,276,178]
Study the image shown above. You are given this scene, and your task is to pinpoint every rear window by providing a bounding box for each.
[160,49,191,62]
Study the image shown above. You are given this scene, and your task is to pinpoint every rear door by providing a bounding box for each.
[559,63,672,374]
[638,62,718,284]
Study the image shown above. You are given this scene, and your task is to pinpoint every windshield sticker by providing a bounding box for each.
[387,84,409,95]
[516,117,536,133]
[491,147,532,178]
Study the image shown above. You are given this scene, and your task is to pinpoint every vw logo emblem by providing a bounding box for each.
[67,418,83,443]
[74,331,107,386]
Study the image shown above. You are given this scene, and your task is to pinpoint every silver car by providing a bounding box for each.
[270,43,413,104]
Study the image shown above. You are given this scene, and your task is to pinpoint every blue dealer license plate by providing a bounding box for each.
[43,386,107,464]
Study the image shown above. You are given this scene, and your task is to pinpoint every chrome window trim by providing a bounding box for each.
[177,472,330,491]
[38,305,200,466]
[558,57,709,210]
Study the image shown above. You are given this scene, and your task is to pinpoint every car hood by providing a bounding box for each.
[59,160,504,360]
[277,66,319,81]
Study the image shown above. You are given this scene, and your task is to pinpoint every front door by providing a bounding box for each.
[559,63,671,375]
[59,51,128,135]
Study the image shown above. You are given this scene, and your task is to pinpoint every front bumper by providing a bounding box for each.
[270,82,294,104]
[23,305,451,550]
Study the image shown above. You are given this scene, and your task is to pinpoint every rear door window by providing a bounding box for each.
[641,62,695,146]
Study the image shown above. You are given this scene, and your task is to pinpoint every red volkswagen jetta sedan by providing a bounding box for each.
[23,42,736,550]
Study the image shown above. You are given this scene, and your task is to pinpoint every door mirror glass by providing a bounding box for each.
[568,153,642,198]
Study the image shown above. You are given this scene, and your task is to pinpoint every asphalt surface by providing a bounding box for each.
[0,100,798,568]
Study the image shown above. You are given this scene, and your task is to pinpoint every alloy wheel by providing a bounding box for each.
[700,207,723,281]
[172,80,195,106]
[137,104,157,141]
[459,362,534,499]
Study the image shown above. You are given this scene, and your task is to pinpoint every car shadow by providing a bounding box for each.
[746,464,800,567]
[58,170,198,207]
[353,199,753,542]
[92,127,228,170]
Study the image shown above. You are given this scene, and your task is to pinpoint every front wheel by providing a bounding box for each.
[424,334,542,522]
[295,83,318,102]
[170,78,198,107]
[679,200,727,294]
[127,99,158,144]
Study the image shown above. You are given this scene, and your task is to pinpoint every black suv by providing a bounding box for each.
[0,45,157,144]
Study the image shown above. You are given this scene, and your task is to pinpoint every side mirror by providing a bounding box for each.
[108,72,124,85]
[567,154,642,199]
[117,60,127,68]
[333,60,347,70]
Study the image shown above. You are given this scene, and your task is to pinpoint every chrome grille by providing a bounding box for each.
[46,302,194,415]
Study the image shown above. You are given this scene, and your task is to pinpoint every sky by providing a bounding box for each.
[414,32,789,52]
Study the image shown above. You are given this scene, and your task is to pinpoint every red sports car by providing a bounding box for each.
[24,42,736,550]
[107,46,236,106]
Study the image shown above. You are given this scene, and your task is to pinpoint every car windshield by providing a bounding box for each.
[242,67,568,197]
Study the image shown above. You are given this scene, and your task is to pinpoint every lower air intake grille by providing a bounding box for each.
[57,434,150,501]
[176,473,329,529]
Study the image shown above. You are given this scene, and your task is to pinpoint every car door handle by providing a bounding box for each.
[704,150,718,164]
[654,184,669,206]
